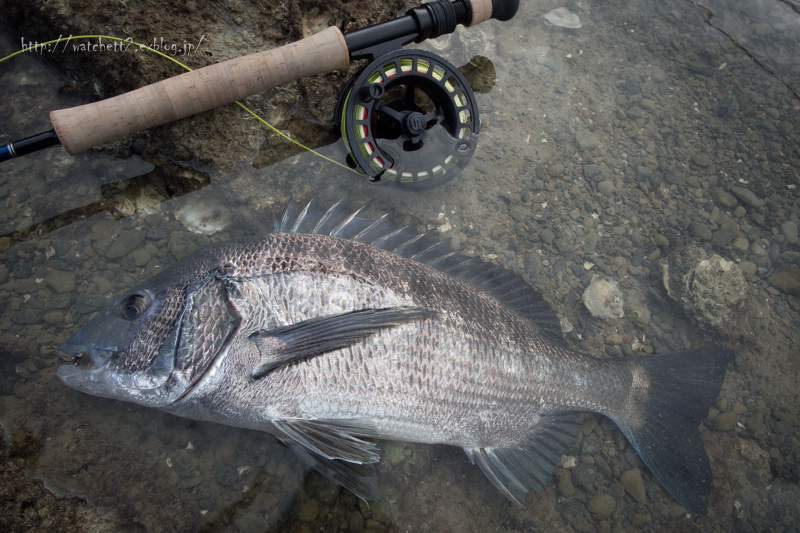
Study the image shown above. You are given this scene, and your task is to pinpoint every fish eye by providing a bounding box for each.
[120,293,150,320]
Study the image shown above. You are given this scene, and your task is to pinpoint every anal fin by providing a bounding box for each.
[467,412,583,507]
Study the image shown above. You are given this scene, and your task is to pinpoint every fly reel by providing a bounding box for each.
[335,49,479,191]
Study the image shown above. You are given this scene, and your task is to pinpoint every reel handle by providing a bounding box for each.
[50,27,349,155]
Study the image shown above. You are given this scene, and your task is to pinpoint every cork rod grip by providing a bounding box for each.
[50,27,349,155]
[469,0,493,25]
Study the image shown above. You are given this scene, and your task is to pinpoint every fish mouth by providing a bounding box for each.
[56,344,117,398]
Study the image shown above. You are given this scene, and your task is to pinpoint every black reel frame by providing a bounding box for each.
[335,49,479,191]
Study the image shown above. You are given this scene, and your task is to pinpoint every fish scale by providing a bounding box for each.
[58,195,735,513]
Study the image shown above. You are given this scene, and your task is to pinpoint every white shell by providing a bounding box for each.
[176,198,232,235]
[543,7,582,29]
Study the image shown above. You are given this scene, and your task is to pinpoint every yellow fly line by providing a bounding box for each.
[1,35,364,175]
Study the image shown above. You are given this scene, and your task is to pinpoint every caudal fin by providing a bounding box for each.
[611,348,735,516]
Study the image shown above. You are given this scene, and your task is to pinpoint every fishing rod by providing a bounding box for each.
[1,0,519,190]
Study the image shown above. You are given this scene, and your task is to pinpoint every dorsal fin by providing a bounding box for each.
[275,197,564,345]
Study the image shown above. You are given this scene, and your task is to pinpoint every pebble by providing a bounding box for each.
[587,493,616,518]
[635,166,653,182]
[147,226,168,241]
[214,443,236,464]
[214,466,238,486]
[554,238,571,253]
[689,221,712,241]
[75,293,109,314]
[132,249,152,267]
[739,261,757,277]
[733,237,750,252]
[541,228,555,244]
[688,60,714,77]
[43,311,65,325]
[15,278,38,294]
[548,163,564,176]
[13,261,32,279]
[713,411,741,431]
[664,171,686,186]
[0,265,8,285]
[730,186,764,208]
[51,238,71,257]
[571,463,596,492]
[767,265,800,296]
[104,230,146,260]
[510,205,530,222]
[711,189,739,208]
[92,276,113,294]
[691,153,712,168]
[576,130,600,151]
[781,221,798,244]
[169,233,203,261]
[250,492,278,513]
[743,412,762,432]
[619,468,647,504]
[298,499,319,522]
[554,468,575,497]
[626,106,643,120]
[45,271,76,294]
[712,223,738,247]
[12,309,40,325]
[348,510,365,532]
[584,232,599,253]
[597,180,614,195]
[777,121,793,136]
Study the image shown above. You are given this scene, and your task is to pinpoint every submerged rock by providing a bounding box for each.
[661,246,752,338]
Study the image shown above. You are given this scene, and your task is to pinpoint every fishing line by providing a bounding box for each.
[1,35,365,175]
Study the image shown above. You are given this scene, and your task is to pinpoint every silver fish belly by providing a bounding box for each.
[58,196,734,514]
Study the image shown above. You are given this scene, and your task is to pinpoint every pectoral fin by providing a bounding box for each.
[249,307,435,378]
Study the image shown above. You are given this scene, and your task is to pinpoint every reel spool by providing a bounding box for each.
[335,49,479,191]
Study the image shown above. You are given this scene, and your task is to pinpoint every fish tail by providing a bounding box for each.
[610,348,735,516]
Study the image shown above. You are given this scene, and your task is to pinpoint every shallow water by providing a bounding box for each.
[1,0,799,531]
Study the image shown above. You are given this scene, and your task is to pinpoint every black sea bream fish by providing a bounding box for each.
[58,196,734,514]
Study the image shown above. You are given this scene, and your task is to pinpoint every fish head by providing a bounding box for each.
[58,248,240,408]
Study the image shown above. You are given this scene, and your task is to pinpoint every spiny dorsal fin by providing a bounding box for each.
[276,197,564,345]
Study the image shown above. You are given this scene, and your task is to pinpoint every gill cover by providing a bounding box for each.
[171,268,242,392]
[58,267,240,407]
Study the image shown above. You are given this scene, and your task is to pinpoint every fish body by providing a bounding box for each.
[59,196,733,514]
